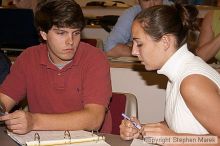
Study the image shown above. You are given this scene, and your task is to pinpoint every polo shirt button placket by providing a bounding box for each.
[56,72,64,89]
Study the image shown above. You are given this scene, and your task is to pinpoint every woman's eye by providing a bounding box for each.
[137,44,143,47]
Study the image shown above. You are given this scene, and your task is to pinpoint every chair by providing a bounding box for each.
[109,92,138,135]
[81,38,98,47]
[81,38,103,49]
[0,50,11,84]
[0,8,40,52]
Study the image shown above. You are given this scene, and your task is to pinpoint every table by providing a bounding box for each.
[7,55,167,123]
[0,126,131,146]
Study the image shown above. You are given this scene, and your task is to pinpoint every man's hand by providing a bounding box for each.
[0,110,34,134]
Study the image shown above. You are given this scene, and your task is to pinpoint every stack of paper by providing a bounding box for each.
[7,130,110,146]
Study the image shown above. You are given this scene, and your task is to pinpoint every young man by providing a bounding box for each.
[103,0,172,57]
[0,0,112,134]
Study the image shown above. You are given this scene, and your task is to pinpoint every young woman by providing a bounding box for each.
[120,4,220,145]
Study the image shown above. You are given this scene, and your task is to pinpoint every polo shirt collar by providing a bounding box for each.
[39,43,83,69]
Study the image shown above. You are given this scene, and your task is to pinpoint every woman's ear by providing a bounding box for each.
[161,34,172,51]
[40,31,47,41]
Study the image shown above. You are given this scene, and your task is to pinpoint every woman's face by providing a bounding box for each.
[131,20,170,71]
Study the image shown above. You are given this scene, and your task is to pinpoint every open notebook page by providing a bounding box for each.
[7,130,110,146]
[131,138,158,146]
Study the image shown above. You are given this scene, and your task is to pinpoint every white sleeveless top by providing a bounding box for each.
[157,44,220,134]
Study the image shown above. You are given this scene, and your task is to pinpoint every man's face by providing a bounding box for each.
[138,0,163,9]
[40,26,81,65]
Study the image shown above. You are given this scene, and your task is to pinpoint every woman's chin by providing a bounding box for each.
[141,62,155,71]
[144,65,155,71]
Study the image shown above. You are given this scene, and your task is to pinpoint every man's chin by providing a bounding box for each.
[62,53,76,61]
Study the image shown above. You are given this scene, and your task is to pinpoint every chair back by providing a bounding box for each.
[0,8,40,50]
[109,92,138,135]
[81,38,98,47]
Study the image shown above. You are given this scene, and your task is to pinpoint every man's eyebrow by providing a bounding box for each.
[52,28,81,32]
[52,28,64,31]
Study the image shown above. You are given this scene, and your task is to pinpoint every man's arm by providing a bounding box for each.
[0,100,106,134]
[32,104,106,131]
[106,43,132,57]
[104,6,140,57]
[0,93,16,112]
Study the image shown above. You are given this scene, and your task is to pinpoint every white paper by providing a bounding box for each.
[7,130,110,146]
[131,138,158,146]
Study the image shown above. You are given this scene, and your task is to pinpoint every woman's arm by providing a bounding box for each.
[196,11,220,62]
[141,74,220,146]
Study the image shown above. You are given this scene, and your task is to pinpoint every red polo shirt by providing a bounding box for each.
[0,42,112,133]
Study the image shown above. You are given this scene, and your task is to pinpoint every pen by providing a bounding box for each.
[121,113,141,130]
[0,104,6,116]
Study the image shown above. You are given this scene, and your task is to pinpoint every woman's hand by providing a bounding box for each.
[120,117,141,140]
[141,122,176,137]
[140,122,176,145]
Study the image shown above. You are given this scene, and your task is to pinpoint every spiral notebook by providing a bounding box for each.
[7,130,110,146]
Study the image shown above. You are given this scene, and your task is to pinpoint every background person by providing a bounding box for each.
[103,0,173,57]
[120,4,220,145]
[0,51,11,84]
[0,0,112,134]
[196,0,220,63]
[13,0,38,12]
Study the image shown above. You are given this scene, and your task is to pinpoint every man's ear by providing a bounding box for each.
[40,31,47,41]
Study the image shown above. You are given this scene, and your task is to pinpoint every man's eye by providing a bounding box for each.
[57,31,65,35]
[73,31,81,36]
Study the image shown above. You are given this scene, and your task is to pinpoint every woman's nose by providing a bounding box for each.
[131,46,138,56]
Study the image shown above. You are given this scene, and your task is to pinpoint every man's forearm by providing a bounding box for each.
[106,43,132,57]
[32,104,106,131]
[0,93,16,112]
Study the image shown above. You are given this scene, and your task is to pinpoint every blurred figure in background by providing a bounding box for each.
[13,0,38,12]
[172,0,204,5]
[1,0,38,11]
[196,0,220,63]
[104,0,173,57]
[0,51,11,84]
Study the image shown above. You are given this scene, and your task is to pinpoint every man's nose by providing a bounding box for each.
[66,35,74,45]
